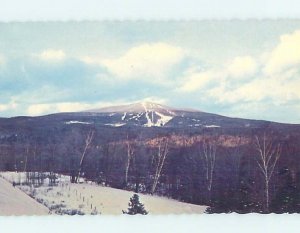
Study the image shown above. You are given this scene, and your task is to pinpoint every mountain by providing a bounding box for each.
[1,101,299,214]
[84,101,200,127]
[0,102,297,132]
[55,101,291,129]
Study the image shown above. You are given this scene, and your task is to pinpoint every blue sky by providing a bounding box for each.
[0,21,300,123]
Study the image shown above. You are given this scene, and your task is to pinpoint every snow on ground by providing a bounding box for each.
[105,123,126,127]
[155,112,173,126]
[143,109,153,127]
[142,102,173,127]
[121,112,127,120]
[117,102,175,127]
[204,125,220,128]
[0,177,49,215]
[0,172,207,215]
[65,121,91,125]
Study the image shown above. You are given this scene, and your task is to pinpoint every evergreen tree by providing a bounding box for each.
[271,169,300,213]
[236,177,258,213]
[122,194,148,215]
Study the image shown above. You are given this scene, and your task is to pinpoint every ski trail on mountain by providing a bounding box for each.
[122,112,127,121]
[142,102,153,127]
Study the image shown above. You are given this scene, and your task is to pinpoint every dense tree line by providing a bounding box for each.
[0,125,299,213]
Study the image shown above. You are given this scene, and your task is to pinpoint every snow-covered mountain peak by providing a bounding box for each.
[86,102,181,127]
[83,102,201,127]
[87,101,177,114]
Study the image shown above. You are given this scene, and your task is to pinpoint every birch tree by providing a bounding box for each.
[75,130,94,183]
[125,137,134,186]
[254,134,281,212]
[48,142,57,186]
[201,140,217,202]
[151,137,169,194]
[23,143,29,172]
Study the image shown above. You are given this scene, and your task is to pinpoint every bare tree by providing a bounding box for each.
[125,136,134,186]
[201,140,217,202]
[254,134,281,212]
[151,137,169,194]
[48,142,57,186]
[75,130,94,183]
[23,143,29,172]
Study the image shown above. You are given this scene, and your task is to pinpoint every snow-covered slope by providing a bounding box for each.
[85,102,199,127]
[84,102,171,127]
[1,172,207,215]
[0,177,49,215]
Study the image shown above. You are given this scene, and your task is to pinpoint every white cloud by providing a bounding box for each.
[27,104,52,116]
[227,56,257,77]
[178,30,300,107]
[86,43,185,83]
[209,73,300,105]
[36,49,66,62]
[26,100,133,116]
[138,96,167,104]
[264,30,300,75]
[208,79,266,103]
[0,104,8,111]
[178,69,216,93]
[0,101,18,112]
[178,56,258,94]
[208,31,300,104]
[27,102,91,116]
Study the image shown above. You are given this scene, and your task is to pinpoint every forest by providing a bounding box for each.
[0,124,299,213]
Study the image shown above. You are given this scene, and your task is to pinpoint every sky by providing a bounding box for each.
[0,20,300,123]
[1,0,300,20]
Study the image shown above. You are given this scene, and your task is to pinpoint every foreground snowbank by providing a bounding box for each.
[0,177,49,215]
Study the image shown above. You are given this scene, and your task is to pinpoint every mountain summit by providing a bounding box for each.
[86,102,188,127]
[60,101,272,128]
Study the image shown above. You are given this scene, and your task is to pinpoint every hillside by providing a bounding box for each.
[1,172,207,215]
[0,177,49,215]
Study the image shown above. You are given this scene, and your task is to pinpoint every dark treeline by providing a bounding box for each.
[0,125,299,213]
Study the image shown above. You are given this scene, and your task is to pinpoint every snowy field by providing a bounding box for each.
[0,172,207,215]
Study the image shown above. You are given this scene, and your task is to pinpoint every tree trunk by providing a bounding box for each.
[76,130,94,183]
[254,134,281,213]
[125,140,134,186]
[151,138,168,194]
[265,178,269,212]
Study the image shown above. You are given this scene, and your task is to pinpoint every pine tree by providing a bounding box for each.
[271,169,300,213]
[122,194,148,215]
